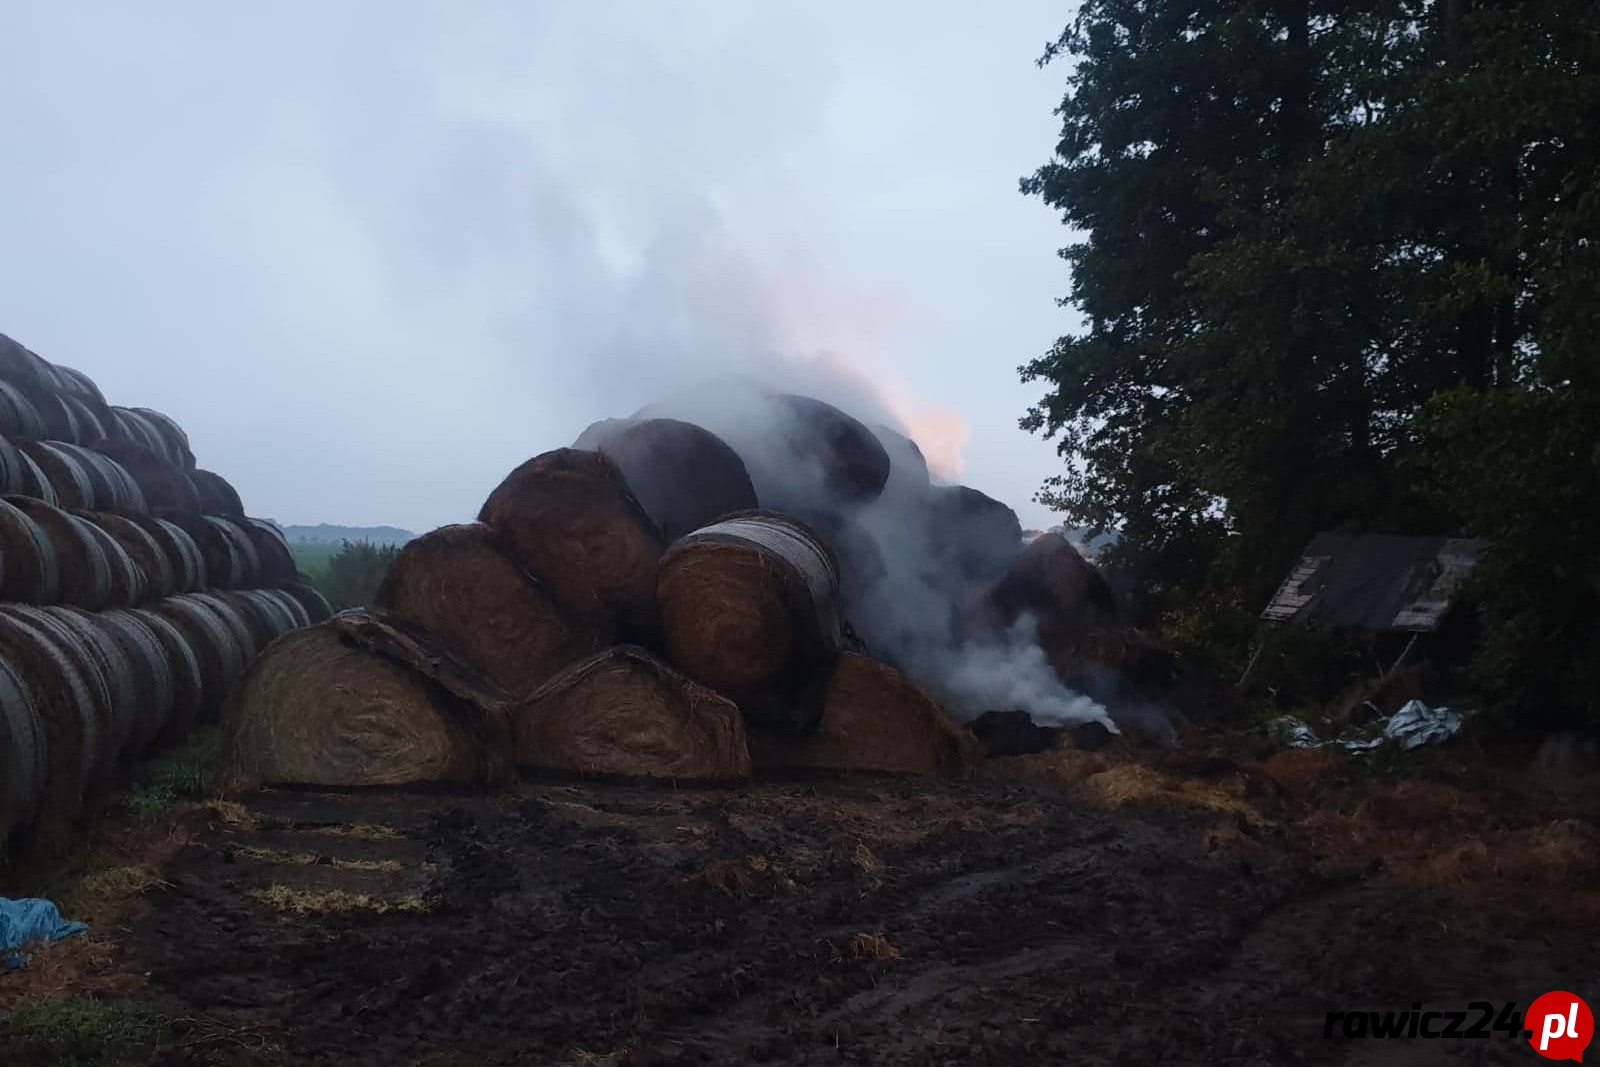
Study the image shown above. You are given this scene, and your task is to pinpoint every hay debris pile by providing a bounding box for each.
[221,380,1170,790]
[0,332,328,860]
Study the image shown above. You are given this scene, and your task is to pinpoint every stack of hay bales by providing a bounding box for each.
[220,385,1155,790]
[0,332,328,860]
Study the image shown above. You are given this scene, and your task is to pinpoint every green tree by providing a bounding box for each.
[316,540,401,611]
[1024,0,1600,724]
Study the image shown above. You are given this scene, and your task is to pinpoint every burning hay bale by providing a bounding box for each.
[657,511,844,735]
[748,652,975,777]
[219,615,508,791]
[760,393,892,510]
[570,417,759,540]
[479,448,665,630]
[374,523,605,699]
[513,645,751,781]
[872,423,931,495]
[988,532,1118,642]
[931,485,1023,587]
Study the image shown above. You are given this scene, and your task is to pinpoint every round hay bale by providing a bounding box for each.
[216,590,301,659]
[85,437,200,515]
[189,469,244,516]
[570,417,759,541]
[0,606,115,814]
[478,448,665,629]
[189,590,261,662]
[95,609,177,764]
[872,423,931,495]
[374,523,606,700]
[281,581,334,624]
[49,394,113,444]
[657,510,843,735]
[256,588,313,629]
[278,585,331,627]
[89,512,175,600]
[931,485,1023,586]
[0,380,48,439]
[16,440,98,509]
[0,653,46,854]
[54,442,147,511]
[0,439,59,503]
[24,606,142,766]
[127,607,205,742]
[125,407,195,470]
[241,518,297,588]
[0,332,60,394]
[69,511,146,607]
[748,652,975,777]
[767,393,891,507]
[3,495,114,609]
[988,532,1118,642]
[198,515,262,589]
[148,594,250,720]
[0,496,61,603]
[128,514,207,592]
[513,646,751,781]
[218,622,499,790]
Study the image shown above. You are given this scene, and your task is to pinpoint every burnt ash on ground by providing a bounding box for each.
[30,777,1587,1067]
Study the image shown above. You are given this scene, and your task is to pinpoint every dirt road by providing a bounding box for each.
[11,772,1589,1066]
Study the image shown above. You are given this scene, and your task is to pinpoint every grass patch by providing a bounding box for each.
[125,729,222,823]
[0,999,170,1064]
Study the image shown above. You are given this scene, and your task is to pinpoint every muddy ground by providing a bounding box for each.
[4,750,1595,1066]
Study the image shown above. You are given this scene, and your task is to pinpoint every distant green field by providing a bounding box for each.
[289,543,341,580]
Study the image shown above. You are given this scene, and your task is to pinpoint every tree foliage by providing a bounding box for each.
[1025,0,1600,725]
[316,540,402,612]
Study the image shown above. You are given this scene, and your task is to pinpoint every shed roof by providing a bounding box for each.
[1261,533,1486,632]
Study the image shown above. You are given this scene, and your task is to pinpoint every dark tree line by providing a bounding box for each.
[1025,0,1598,727]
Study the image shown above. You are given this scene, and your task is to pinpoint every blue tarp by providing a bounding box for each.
[1,897,88,970]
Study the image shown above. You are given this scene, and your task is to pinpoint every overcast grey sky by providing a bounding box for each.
[0,2,1081,533]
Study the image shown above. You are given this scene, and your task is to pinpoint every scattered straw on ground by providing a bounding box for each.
[252,885,429,917]
[843,933,903,961]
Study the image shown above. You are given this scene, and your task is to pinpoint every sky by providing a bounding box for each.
[0,2,1082,534]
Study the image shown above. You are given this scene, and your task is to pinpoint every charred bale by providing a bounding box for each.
[478,448,665,630]
[657,511,843,735]
[930,485,1022,587]
[570,417,758,541]
[988,532,1118,643]
[513,646,751,781]
[748,652,975,777]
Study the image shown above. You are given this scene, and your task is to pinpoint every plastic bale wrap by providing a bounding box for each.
[0,496,61,603]
[3,496,115,609]
[374,523,606,700]
[748,652,976,777]
[570,417,759,541]
[0,654,45,854]
[657,511,843,735]
[478,448,665,630]
[987,532,1118,645]
[512,646,751,781]
[85,437,202,514]
[189,468,244,516]
[218,613,510,792]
